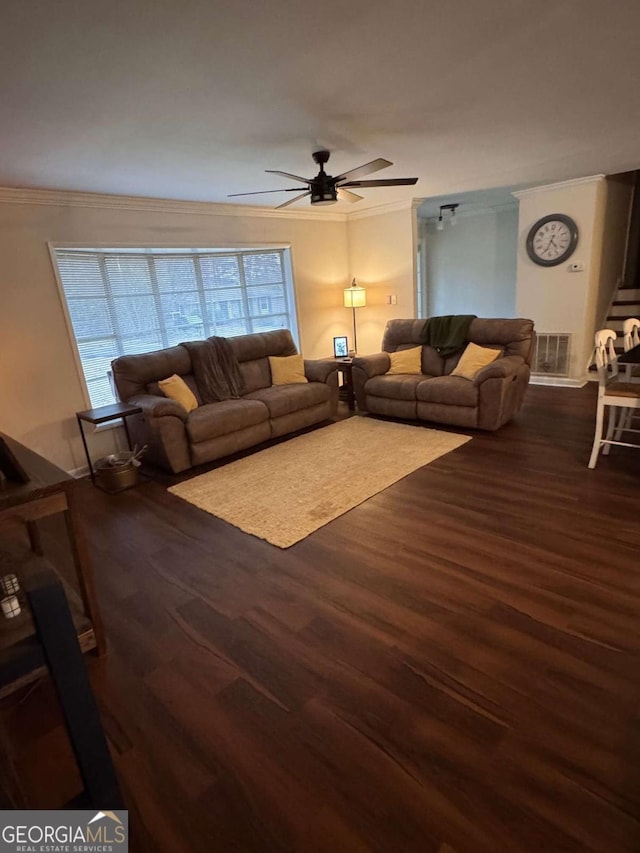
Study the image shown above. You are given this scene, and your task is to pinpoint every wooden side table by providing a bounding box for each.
[76,402,142,484]
[334,358,355,412]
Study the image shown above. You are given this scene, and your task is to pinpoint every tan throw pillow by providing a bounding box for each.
[386,346,422,375]
[269,354,308,385]
[158,374,198,412]
[450,343,501,380]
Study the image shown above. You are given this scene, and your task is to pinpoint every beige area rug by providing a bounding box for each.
[169,418,471,548]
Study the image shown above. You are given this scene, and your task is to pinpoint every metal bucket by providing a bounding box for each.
[94,453,140,492]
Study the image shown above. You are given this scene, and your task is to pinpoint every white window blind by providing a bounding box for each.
[54,248,295,407]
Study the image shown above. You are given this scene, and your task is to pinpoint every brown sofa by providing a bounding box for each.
[352,318,535,430]
[111,330,338,473]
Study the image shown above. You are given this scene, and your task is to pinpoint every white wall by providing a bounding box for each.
[0,191,348,471]
[345,203,418,356]
[423,205,518,318]
[514,175,633,382]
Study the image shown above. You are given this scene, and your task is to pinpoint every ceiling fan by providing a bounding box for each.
[227,150,419,209]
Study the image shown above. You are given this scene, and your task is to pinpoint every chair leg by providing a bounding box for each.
[624,407,635,432]
[588,400,606,468]
[614,407,629,441]
[602,406,618,455]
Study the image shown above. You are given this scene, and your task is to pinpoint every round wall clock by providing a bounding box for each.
[526,213,579,267]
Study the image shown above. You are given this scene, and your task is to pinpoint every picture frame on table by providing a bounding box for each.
[333,336,349,358]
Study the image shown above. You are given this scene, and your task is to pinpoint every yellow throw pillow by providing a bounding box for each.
[450,343,501,380]
[269,354,308,385]
[386,346,422,375]
[158,374,198,413]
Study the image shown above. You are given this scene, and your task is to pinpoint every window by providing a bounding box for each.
[53,247,297,407]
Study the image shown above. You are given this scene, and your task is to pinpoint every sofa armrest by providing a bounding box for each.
[352,352,391,379]
[127,393,188,421]
[473,355,525,386]
[351,352,391,411]
[304,358,339,384]
[125,394,191,472]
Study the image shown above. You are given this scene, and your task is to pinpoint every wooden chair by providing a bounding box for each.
[623,317,640,351]
[622,317,640,382]
[588,329,640,469]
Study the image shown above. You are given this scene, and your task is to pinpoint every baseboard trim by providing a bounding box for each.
[530,376,588,388]
[68,465,89,479]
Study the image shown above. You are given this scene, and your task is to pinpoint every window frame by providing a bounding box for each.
[49,242,300,410]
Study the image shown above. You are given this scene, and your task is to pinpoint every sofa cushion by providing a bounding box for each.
[450,343,501,380]
[365,374,432,401]
[416,376,478,407]
[269,354,308,385]
[386,346,422,375]
[244,382,329,419]
[421,346,445,377]
[186,399,269,444]
[148,372,202,404]
[158,374,199,413]
[239,358,272,393]
[230,329,300,393]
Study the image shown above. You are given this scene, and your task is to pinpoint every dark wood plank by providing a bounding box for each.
[2,386,640,851]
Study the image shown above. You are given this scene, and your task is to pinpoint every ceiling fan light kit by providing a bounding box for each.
[228,150,418,209]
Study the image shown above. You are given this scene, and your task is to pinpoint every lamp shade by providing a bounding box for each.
[343,284,367,308]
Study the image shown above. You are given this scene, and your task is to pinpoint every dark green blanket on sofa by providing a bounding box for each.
[419,314,476,357]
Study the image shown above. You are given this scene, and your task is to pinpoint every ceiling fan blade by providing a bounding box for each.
[227,187,308,197]
[266,170,311,183]
[275,191,311,209]
[337,188,364,203]
[339,177,419,188]
[334,158,392,183]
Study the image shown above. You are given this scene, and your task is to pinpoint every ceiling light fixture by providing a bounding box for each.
[436,203,460,230]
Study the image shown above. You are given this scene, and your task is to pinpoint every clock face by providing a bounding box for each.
[526,214,578,267]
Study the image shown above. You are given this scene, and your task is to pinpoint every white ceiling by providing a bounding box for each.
[2,0,640,212]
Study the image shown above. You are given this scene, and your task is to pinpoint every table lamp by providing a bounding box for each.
[343,279,367,355]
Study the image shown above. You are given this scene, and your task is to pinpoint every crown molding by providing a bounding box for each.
[0,186,348,222]
[0,184,422,223]
[346,197,418,221]
[512,174,606,199]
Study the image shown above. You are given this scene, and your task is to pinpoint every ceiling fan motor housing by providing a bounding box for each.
[310,151,337,204]
[310,176,337,205]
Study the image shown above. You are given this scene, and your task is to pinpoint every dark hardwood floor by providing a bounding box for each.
[3,383,640,851]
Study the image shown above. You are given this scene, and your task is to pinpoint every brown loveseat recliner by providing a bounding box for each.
[111,329,338,473]
[352,318,535,430]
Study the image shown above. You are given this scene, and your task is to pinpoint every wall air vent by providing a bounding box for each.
[533,333,571,377]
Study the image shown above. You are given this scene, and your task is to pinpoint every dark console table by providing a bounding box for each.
[0,432,105,699]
